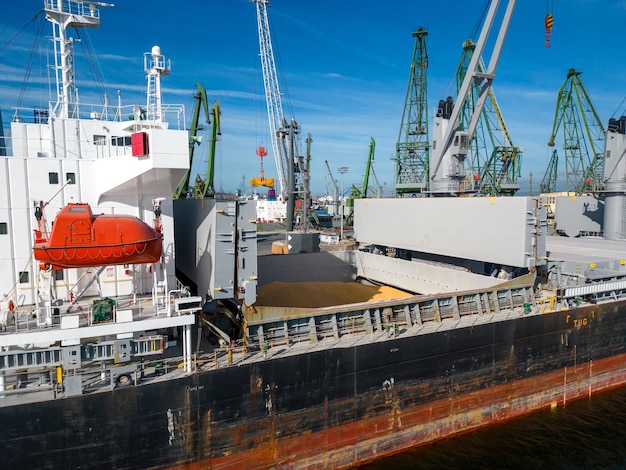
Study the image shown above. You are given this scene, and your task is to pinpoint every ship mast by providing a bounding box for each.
[44,0,113,119]
[144,45,171,123]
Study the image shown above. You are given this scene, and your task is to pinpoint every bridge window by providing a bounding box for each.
[112,136,131,146]
[49,172,59,184]
[93,135,106,146]
[19,271,29,284]
[459,135,469,149]
[66,172,76,184]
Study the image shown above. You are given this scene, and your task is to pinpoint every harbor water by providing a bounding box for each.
[357,385,626,469]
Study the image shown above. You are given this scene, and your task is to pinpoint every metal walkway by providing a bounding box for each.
[0,336,165,371]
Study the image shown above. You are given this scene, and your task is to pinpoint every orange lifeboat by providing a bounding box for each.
[33,203,162,269]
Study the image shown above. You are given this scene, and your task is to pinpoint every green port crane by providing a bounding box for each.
[395,27,429,196]
[369,164,385,198]
[345,138,375,225]
[430,0,516,196]
[194,100,221,199]
[543,69,606,194]
[351,137,375,199]
[173,83,220,200]
[455,40,521,196]
[540,149,559,193]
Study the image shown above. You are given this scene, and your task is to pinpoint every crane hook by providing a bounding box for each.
[544,13,554,48]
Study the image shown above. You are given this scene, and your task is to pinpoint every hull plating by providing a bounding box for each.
[1,301,625,469]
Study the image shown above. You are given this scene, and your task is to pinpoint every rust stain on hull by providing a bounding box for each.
[173,352,626,470]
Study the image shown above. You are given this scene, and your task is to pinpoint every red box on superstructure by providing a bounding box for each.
[131,132,149,156]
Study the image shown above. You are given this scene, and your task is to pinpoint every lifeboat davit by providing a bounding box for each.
[33,203,162,269]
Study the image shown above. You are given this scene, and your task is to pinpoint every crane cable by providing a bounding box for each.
[611,96,626,119]
[440,0,489,102]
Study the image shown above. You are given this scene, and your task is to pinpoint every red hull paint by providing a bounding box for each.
[34,203,162,268]
[178,352,626,470]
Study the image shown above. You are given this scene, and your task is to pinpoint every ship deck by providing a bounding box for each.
[2,235,626,408]
[230,301,534,366]
[546,235,626,263]
[0,295,197,349]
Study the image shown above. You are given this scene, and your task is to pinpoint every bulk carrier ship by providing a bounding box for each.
[1,1,626,469]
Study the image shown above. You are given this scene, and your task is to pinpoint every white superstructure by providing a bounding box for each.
[255,197,287,223]
[0,1,188,309]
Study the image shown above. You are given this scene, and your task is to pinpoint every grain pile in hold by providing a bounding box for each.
[255,281,412,308]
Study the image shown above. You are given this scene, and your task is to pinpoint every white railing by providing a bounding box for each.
[11,103,185,128]
[44,0,101,18]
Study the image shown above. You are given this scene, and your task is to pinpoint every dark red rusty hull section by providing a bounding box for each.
[1,301,626,469]
[200,352,626,470]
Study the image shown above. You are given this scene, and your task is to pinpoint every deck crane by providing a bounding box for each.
[252,0,304,231]
[395,27,429,196]
[542,68,606,194]
[173,82,220,199]
[430,0,516,195]
[454,40,522,196]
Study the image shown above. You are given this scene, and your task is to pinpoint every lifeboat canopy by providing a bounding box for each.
[33,203,162,269]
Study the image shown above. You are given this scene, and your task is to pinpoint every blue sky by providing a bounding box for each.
[1,0,625,196]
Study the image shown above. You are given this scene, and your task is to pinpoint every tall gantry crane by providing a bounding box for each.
[395,27,429,196]
[430,0,516,195]
[542,68,606,194]
[455,40,521,196]
[252,0,303,230]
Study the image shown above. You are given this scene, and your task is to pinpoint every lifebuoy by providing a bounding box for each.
[7,300,15,311]
[115,374,132,388]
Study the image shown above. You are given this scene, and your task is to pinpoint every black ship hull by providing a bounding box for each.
[1,300,625,469]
